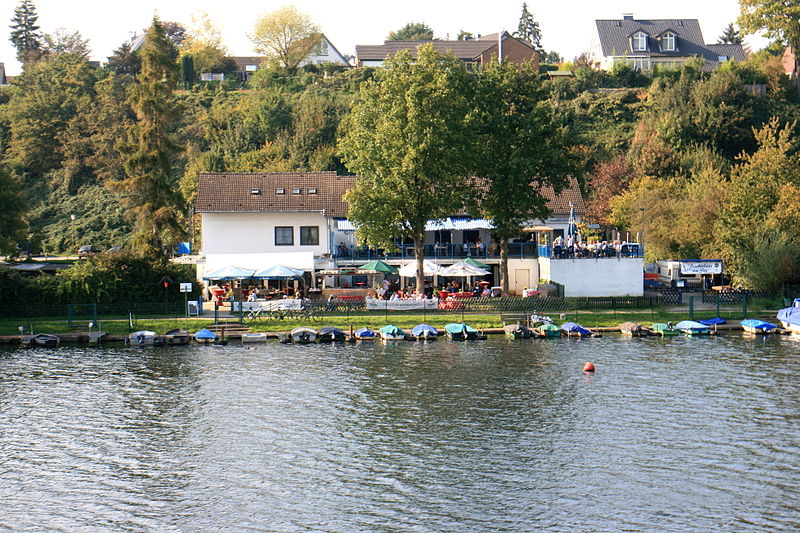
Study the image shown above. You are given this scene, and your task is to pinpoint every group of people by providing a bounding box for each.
[366,278,493,300]
[552,236,638,259]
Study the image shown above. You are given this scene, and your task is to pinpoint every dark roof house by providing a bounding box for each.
[591,14,746,71]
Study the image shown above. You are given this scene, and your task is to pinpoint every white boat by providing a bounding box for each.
[242,332,269,343]
[129,330,157,345]
[777,299,800,335]
[740,319,777,335]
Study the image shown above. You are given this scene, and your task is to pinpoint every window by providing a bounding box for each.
[630,58,651,71]
[275,226,293,246]
[250,188,261,195]
[292,188,301,195]
[661,32,675,52]
[308,187,318,194]
[300,226,319,246]
[276,188,285,194]
[632,32,647,52]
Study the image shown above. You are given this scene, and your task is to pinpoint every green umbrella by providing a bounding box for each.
[464,257,490,270]
[358,260,398,275]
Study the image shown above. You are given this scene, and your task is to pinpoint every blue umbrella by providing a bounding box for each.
[202,265,256,280]
[567,202,577,238]
[253,265,305,279]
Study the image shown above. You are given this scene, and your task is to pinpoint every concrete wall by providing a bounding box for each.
[506,258,539,295]
[539,257,643,297]
[201,212,332,257]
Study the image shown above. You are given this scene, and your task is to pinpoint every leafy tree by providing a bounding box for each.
[180,11,229,75]
[584,155,636,226]
[110,17,186,256]
[339,45,473,293]
[250,5,320,70]
[738,0,800,92]
[543,50,562,64]
[514,2,543,56]
[457,30,474,41]
[162,21,187,51]
[0,165,27,254]
[107,41,141,76]
[9,0,43,65]
[718,22,743,44]
[387,22,434,41]
[42,28,91,59]
[468,60,574,294]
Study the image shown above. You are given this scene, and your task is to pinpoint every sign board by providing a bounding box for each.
[680,260,723,275]
[180,282,193,293]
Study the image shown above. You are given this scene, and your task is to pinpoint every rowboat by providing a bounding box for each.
[503,324,531,338]
[619,322,645,337]
[32,333,60,347]
[740,319,777,334]
[411,324,439,340]
[164,329,191,345]
[354,327,377,340]
[537,323,561,338]
[777,298,800,335]
[675,320,710,336]
[241,332,269,343]
[379,325,407,340]
[651,323,679,336]
[318,326,346,342]
[444,323,485,340]
[129,330,157,345]
[290,327,318,344]
[561,322,591,337]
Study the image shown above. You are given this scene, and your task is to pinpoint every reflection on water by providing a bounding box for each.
[0,336,799,531]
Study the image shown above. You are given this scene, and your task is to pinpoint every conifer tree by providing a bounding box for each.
[514,2,543,57]
[9,0,43,65]
[110,17,186,256]
[718,23,743,44]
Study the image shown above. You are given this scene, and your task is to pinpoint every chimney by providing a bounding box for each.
[623,13,634,21]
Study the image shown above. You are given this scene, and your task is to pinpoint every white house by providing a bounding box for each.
[231,34,351,82]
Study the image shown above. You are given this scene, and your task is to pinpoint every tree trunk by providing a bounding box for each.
[414,234,426,294]
[500,236,510,295]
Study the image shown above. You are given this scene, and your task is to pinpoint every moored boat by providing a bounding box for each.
[651,323,679,336]
[194,328,218,344]
[379,325,407,340]
[503,324,531,338]
[777,298,800,335]
[318,326,346,342]
[561,322,591,337]
[444,323,484,340]
[699,317,727,327]
[164,329,190,345]
[290,327,318,344]
[675,320,710,336]
[411,324,439,340]
[129,330,157,345]
[619,322,644,337]
[32,333,60,347]
[537,323,561,338]
[354,327,377,340]
[740,319,777,334]
[241,332,269,343]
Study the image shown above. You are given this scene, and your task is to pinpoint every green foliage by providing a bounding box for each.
[9,0,43,64]
[719,23,743,44]
[387,22,434,41]
[514,2,543,55]
[0,165,27,253]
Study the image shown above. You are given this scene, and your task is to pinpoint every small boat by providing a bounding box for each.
[651,323,679,336]
[194,328,218,344]
[699,317,727,326]
[503,324,531,338]
[129,330,157,345]
[740,319,777,334]
[777,298,800,335]
[164,329,190,345]
[242,332,269,343]
[561,322,591,337]
[32,333,60,347]
[290,326,318,344]
[411,324,439,340]
[619,322,645,337]
[444,323,484,340]
[675,320,710,336]
[354,327,377,340]
[379,325,407,340]
[318,326,346,342]
[537,323,561,338]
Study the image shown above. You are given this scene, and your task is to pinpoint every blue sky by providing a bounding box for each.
[2,0,764,75]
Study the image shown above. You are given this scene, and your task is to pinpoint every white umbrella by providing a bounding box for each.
[398,260,444,277]
[440,261,490,277]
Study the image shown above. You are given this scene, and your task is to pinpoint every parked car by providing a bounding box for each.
[78,245,100,258]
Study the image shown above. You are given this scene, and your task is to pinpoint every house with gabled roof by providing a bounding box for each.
[355,31,539,68]
[230,34,350,82]
[591,14,746,72]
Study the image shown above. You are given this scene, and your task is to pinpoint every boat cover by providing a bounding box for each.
[412,324,439,337]
[539,323,560,332]
[740,319,777,331]
[675,320,708,330]
[561,322,591,335]
[699,317,727,326]
[354,327,377,338]
[319,326,345,337]
[379,325,405,336]
[194,328,217,340]
[445,323,477,335]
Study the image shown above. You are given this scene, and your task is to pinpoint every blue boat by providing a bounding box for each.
[740,319,777,334]
[561,322,591,337]
[194,328,217,343]
[354,327,377,340]
[777,298,800,335]
[318,326,346,342]
[699,317,727,326]
[675,320,710,335]
[411,324,439,340]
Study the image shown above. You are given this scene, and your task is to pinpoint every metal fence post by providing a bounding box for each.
[742,293,748,319]
[715,293,720,319]
[689,296,694,320]
[67,304,72,328]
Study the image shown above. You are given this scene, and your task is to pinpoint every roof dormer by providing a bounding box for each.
[656,30,679,52]
[629,30,649,52]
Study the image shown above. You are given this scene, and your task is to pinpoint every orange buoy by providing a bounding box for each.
[583,362,595,373]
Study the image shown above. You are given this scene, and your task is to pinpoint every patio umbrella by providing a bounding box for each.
[398,260,444,277]
[567,202,578,239]
[358,260,398,275]
[463,257,490,270]
[253,265,305,279]
[203,265,257,280]
[440,261,490,277]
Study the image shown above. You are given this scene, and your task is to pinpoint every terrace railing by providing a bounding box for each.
[337,242,539,261]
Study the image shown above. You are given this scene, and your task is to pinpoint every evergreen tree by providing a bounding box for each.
[107,41,141,76]
[0,165,27,254]
[9,0,43,65]
[110,17,186,256]
[387,22,434,41]
[514,2,543,57]
[718,23,743,44]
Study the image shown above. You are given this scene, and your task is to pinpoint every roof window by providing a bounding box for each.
[308,187,318,194]
[292,188,302,194]
[250,188,261,195]
[276,188,285,194]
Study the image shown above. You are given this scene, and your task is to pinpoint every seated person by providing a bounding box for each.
[336,242,349,257]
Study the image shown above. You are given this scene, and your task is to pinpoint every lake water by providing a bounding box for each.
[1,335,799,532]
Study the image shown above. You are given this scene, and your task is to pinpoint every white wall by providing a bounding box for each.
[201,212,332,257]
[539,257,644,297]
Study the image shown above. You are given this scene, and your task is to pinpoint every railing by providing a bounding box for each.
[336,242,539,261]
[540,243,645,260]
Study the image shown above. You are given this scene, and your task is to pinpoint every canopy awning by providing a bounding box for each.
[523,225,554,232]
[253,265,305,279]
[203,265,257,280]
[440,261,491,277]
[337,217,495,232]
[398,260,444,277]
[358,260,398,275]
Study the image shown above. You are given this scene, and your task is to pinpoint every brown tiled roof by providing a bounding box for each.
[196,172,356,217]
[196,172,584,217]
[356,40,496,61]
[229,56,268,71]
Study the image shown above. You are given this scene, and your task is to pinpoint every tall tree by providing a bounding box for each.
[107,41,141,76]
[0,165,27,254]
[42,28,91,59]
[180,11,229,75]
[387,22,434,41]
[718,22,743,44]
[469,60,574,294]
[250,5,320,70]
[109,17,185,256]
[457,30,474,41]
[9,0,43,65]
[514,2,543,57]
[339,45,473,293]
[738,0,800,91]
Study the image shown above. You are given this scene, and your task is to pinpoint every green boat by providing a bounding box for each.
[504,324,531,339]
[444,323,483,340]
[651,323,679,336]
[537,323,561,338]
[379,324,407,340]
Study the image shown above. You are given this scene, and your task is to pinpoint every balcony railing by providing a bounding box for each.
[334,242,539,261]
[539,243,645,259]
